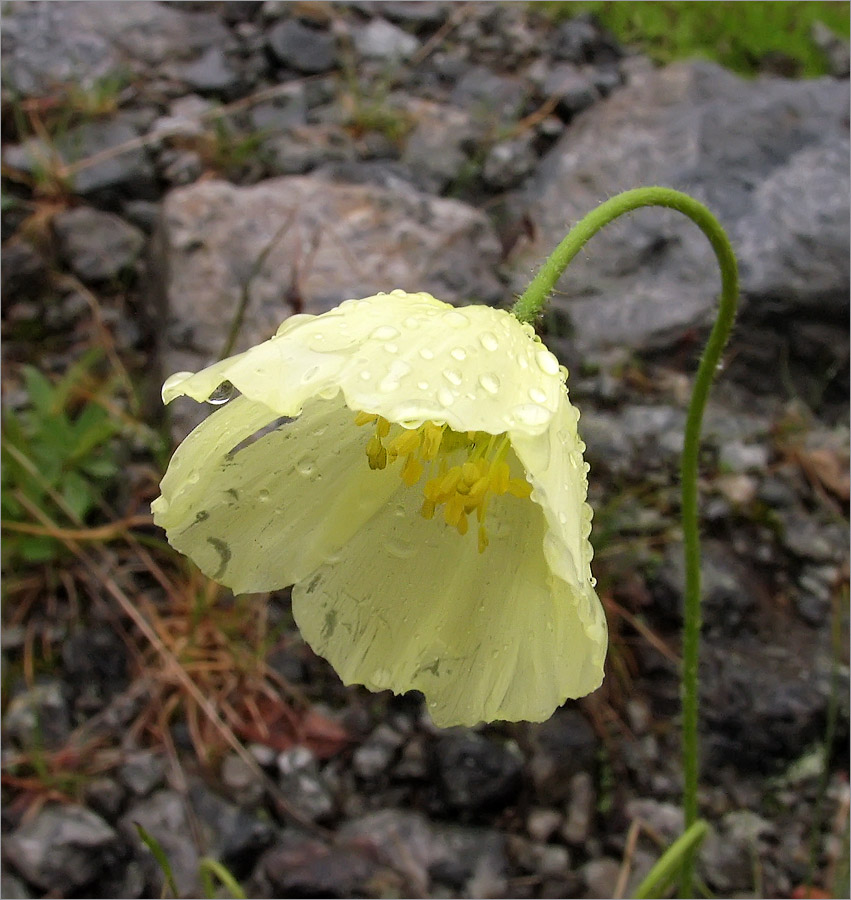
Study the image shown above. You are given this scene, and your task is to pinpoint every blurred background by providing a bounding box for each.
[2,2,849,897]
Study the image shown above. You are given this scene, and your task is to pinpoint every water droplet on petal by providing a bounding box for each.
[417,381,430,391]
[360,370,372,381]
[590,576,598,588]
[380,378,400,393]
[207,381,235,405]
[301,366,320,384]
[536,348,560,375]
[444,310,469,328]
[419,348,434,360]
[529,386,547,404]
[513,403,550,426]
[438,388,455,407]
[450,347,467,361]
[404,316,420,329]
[479,373,500,395]
[371,325,399,340]
[187,471,200,484]
[443,368,463,386]
[479,331,499,352]
[258,489,270,501]
[385,343,398,354]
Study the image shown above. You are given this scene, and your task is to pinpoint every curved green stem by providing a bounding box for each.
[513,187,739,897]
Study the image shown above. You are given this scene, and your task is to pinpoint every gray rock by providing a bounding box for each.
[3,681,70,751]
[0,870,31,900]
[276,746,335,821]
[121,790,200,897]
[382,2,450,27]
[450,65,530,121]
[249,85,308,134]
[551,14,622,66]
[339,808,508,895]
[267,19,337,73]
[515,62,850,355]
[5,805,118,892]
[6,119,156,198]
[482,134,538,190]
[159,148,205,186]
[736,139,850,312]
[54,207,145,281]
[779,512,847,563]
[1,239,48,301]
[257,830,382,897]
[173,45,241,94]
[220,752,266,806]
[509,834,571,877]
[561,770,595,845]
[402,100,481,193]
[529,709,597,802]
[119,750,166,797]
[698,811,773,894]
[812,20,850,77]
[581,857,622,899]
[84,777,127,820]
[352,723,405,779]
[263,124,355,175]
[796,564,838,627]
[1,1,239,98]
[719,440,771,473]
[150,95,215,141]
[354,18,420,62]
[153,175,503,437]
[123,200,161,233]
[61,625,129,715]
[625,798,684,843]
[542,63,598,116]
[526,807,563,842]
[434,731,523,812]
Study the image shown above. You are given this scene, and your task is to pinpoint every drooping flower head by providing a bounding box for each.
[152,290,606,727]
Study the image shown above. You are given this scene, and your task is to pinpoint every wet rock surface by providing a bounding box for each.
[2,2,848,898]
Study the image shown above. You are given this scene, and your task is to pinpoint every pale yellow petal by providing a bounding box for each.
[292,447,606,728]
[153,395,401,593]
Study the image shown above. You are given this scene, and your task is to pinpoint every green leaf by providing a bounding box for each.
[61,470,95,520]
[632,819,710,899]
[134,824,179,899]
[199,858,247,900]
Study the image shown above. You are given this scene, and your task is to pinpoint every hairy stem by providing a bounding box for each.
[513,187,739,896]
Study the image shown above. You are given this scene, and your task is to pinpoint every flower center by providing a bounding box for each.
[355,412,532,552]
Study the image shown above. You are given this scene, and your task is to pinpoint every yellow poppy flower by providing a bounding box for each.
[152,290,607,727]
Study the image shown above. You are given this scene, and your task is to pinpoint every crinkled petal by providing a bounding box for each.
[292,447,606,728]
[161,291,565,436]
[510,396,605,647]
[152,395,402,593]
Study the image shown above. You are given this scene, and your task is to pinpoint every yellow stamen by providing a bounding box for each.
[354,411,532,552]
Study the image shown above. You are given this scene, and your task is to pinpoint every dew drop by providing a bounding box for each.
[443,368,463,386]
[385,539,416,559]
[187,471,200,484]
[444,310,469,329]
[419,348,434,360]
[360,370,372,381]
[379,378,400,393]
[207,381,235,405]
[417,381,430,391]
[389,360,412,379]
[479,331,499,352]
[404,316,420,329]
[513,403,550,426]
[438,388,455,407]
[529,386,548,404]
[258,489,270,502]
[385,343,398,354]
[450,347,467,361]
[536,348,560,375]
[590,576,597,588]
[478,373,500,395]
[301,365,320,384]
[371,325,399,341]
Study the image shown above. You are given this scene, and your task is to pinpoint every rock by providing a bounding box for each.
[718,440,771,473]
[53,207,145,282]
[263,124,355,175]
[779,512,847,563]
[450,65,531,121]
[1,239,48,302]
[795,564,838,627]
[267,19,337,73]
[61,626,129,716]
[6,119,156,199]
[561,771,595,845]
[625,798,684,843]
[276,746,335,821]
[1,1,239,98]
[381,2,449,28]
[402,100,481,193]
[736,139,850,312]
[550,13,622,66]
[0,870,31,900]
[434,731,523,812]
[541,63,598,117]
[509,834,571,877]
[84,777,127,820]
[354,18,420,62]
[154,175,503,437]
[698,811,774,894]
[249,85,307,133]
[118,751,166,797]
[527,807,563,842]
[515,62,850,356]
[482,134,538,190]
[352,723,405,779]
[220,752,266,806]
[339,808,508,895]
[159,148,205,186]
[581,857,622,899]
[257,830,383,897]
[4,805,118,892]
[3,681,70,751]
[528,709,598,802]
[120,790,200,898]
[652,540,757,632]
[172,45,241,94]
[150,95,215,142]
[812,20,850,77]
[187,779,276,870]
